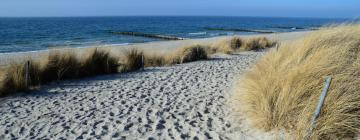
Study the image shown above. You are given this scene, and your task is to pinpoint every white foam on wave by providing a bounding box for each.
[209,32,230,36]
[188,32,207,35]
[103,43,131,47]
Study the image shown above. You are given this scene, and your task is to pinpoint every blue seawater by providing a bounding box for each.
[0,16,351,53]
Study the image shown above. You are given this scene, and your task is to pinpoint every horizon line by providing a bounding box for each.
[0,15,353,20]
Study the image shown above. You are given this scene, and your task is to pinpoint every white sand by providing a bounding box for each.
[0,31,310,139]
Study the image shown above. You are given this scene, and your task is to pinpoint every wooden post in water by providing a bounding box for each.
[306,76,332,139]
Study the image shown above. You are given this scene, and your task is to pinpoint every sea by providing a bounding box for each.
[0,16,353,53]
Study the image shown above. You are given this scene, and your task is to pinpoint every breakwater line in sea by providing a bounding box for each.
[109,31,186,40]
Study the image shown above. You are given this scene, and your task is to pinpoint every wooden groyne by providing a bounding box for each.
[109,31,186,40]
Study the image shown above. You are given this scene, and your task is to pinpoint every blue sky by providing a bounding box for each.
[0,0,359,18]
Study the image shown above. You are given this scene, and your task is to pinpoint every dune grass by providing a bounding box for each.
[0,36,275,97]
[144,53,166,67]
[210,38,237,54]
[122,48,144,72]
[229,37,244,51]
[42,51,80,81]
[0,49,119,97]
[143,45,209,66]
[175,45,208,63]
[243,37,276,51]
[210,37,276,54]
[234,24,360,139]
[80,48,119,76]
[0,60,42,97]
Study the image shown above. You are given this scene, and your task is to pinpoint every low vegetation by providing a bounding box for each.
[234,24,360,139]
[210,37,276,54]
[81,49,119,76]
[0,36,276,97]
[144,53,166,67]
[243,37,276,51]
[122,48,144,71]
[175,45,208,63]
[42,51,80,81]
[0,60,41,96]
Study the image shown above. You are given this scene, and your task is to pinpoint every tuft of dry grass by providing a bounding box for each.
[210,37,276,54]
[42,51,80,81]
[0,60,42,96]
[0,69,5,95]
[122,48,144,72]
[210,38,238,54]
[0,49,119,97]
[234,24,360,139]
[81,48,119,76]
[243,37,276,51]
[144,53,166,67]
[230,37,244,50]
[174,45,208,63]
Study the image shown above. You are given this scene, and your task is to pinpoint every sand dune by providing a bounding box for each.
[0,31,310,139]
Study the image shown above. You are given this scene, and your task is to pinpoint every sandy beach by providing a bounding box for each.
[0,31,310,139]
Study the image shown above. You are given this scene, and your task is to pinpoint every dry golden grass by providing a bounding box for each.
[0,49,119,97]
[210,38,238,54]
[211,37,276,54]
[81,48,119,76]
[144,53,166,67]
[230,37,244,50]
[122,48,144,72]
[0,68,5,94]
[243,37,276,51]
[42,51,80,81]
[0,60,42,96]
[235,24,360,139]
[173,45,208,63]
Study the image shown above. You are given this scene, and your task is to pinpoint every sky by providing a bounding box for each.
[0,0,359,18]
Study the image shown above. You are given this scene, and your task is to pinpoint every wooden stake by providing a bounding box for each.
[306,76,332,139]
[25,61,30,88]
[141,54,144,71]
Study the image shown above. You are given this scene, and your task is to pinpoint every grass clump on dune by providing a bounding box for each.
[144,53,166,67]
[211,37,276,54]
[42,51,80,81]
[243,37,276,51]
[122,48,144,72]
[81,49,119,76]
[230,37,244,51]
[234,24,360,139]
[0,60,42,97]
[0,48,119,97]
[210,38,241,54]
[174,45,208,63]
